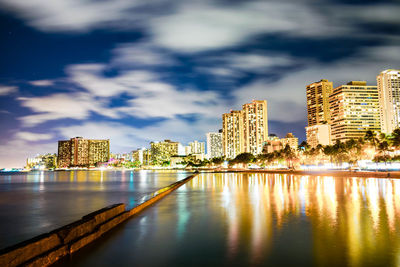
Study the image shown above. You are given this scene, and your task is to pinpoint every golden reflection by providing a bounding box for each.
[188,173,400,266]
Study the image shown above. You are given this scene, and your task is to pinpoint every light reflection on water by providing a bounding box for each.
[187,173,400,266]
[61,173,400,267]
[0,170,188,249]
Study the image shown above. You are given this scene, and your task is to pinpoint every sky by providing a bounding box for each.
[0,0,399,168]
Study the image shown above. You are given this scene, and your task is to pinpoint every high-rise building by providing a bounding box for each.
[329,81,380,142]
[377,69,400,133]
[189,141,205,154]
[206,132,223,159]
[222,100,268,158]
[57,137,110,168]
[150,140,180,164]
[223,110,244,159]
[306,79,333,126]
[242,100,269,155]
[306,124,331,148]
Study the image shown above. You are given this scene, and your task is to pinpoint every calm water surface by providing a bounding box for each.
[0,170,189,248]
[59,173,400,267]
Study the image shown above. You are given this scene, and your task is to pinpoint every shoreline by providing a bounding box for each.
[199,169,400,178]
[2,168,400,179]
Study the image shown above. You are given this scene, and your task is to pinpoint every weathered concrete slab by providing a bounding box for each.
[0,233,61,267]
[55,203,125,244]
[69,231,100,254]
[24,245,68,267]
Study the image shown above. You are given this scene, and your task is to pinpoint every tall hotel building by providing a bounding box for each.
[58,137,110,168]
[222,100,268,158]
[306,79,333,126]
[223,110,244,159]
[206,131,223,159]
[329,81,380,142]
[305,79,333,147]
[377,69,400,134]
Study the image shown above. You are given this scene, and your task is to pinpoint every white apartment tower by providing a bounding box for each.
[378,69,400,134]
[206,132,223,159]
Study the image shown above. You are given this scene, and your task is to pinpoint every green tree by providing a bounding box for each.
[282,144,297,169]
[378,141,391,165]
[232,153,255,166]
[364,130,379,148]
[391,128,400,148]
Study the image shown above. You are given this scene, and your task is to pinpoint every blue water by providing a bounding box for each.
[59,173,400,267]
[0,170,190,248]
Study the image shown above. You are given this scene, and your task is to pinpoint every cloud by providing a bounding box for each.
[225,53,294,71]
[149,1,338,52]
[18,92,119,127]
[18,60,229,126]
[2,0,392,53]
[111,42,176,67]
[16,131,53,141]
[198,52,296,78]
[0,85,17,96]
[66,64,129,97]
[29,80,54,86]
[0,0,143,32]
[66,63,228,119]
[116,84,226,119]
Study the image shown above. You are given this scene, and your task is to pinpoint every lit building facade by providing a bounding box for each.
[263,140,283,153]
[242,100,269,155]
[206,132,223,159]
[377,69,400,134]
[280,133,299,150]
[222,100,268,158]
[329,81,380,142]
[306,79,333,126]
[26,153,57,169]
[189,141,205,154]
[185,146,191,155]
[132,148,146,164]
[223,110,244,159]
[150,140,180,164]
[57,137,110,167]
[306,124,331,148]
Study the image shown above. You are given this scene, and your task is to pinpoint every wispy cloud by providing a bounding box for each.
[29,80,54,86]
[16,131,53,141]
[111,42,176,67]
[1,0,394,53]
[0,0,142,32]
[18,92,119,127]
[0,85,17,96]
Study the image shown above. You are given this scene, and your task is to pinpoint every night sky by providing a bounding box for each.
[0,0,399,167]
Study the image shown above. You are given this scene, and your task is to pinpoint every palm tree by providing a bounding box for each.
[391,128,400,149]
[282,144,297,169]
[378,141,391,165]
[364,130,379,148]
[323,145,334,165]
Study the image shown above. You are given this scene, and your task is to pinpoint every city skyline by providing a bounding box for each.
[0,0,400,167]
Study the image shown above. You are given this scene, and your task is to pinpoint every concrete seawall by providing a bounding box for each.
[0,173,198,267]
